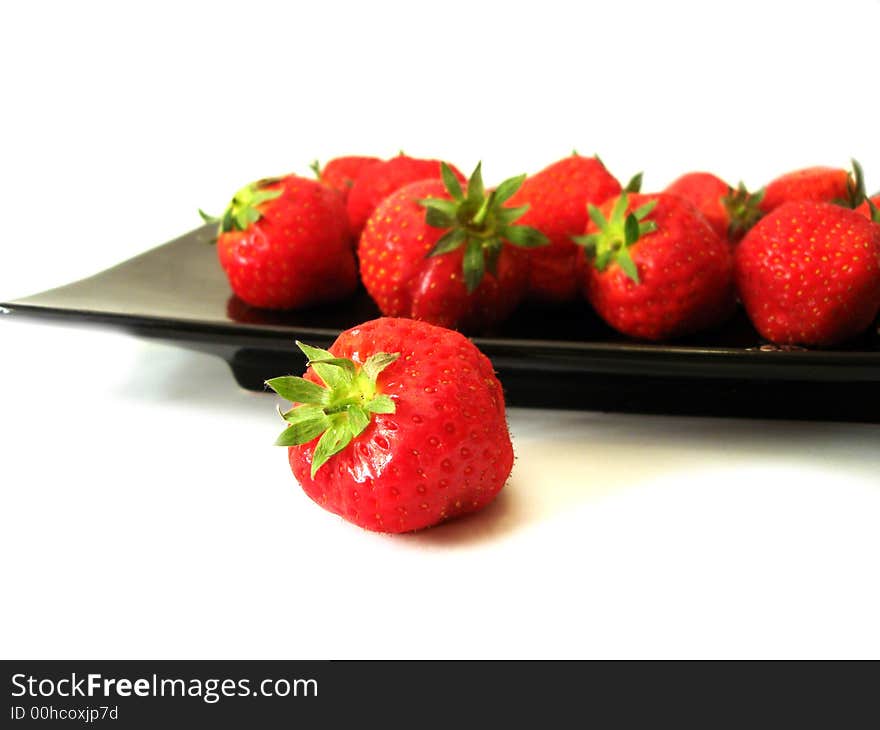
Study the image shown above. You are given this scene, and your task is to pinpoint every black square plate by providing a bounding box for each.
[4,225,880,421]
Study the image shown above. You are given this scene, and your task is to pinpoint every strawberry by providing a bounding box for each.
[346,154,465,236]
[506,153,624,304]
[664,172,763,243]
[734,200,880,346]
[310,156,381,204]
[200,175,357,310]
[574,193,735,340]
[759,160,866,214]
[358,163,548,332]
[265,318,514,533]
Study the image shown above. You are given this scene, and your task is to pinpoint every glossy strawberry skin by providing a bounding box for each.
[759,166,851,214]
[735,201,880,346]
[664,172,731,240]
[579,193,736,341]
[346,155,464,236]
[318,156,381,204]
[508,155,621,303]
[358,179,529,332]
[217,176,357,309]
[287,317,513,533]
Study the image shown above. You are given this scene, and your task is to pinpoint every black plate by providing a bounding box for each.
[4,225,880,421]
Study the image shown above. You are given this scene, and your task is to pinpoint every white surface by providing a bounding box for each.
[2,0,880,659]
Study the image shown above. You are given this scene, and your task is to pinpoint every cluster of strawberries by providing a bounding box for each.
[668,163,880,346]
[203,152,880,349]
[203,156,880,533]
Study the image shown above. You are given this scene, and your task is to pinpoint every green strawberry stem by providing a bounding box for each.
[572,193,657,284]
[472,193,492,227]
[418,162,549,294]
[199,178,283,234]
[723,182,765,242]
[837,158,868,209]
[266,342,399,478]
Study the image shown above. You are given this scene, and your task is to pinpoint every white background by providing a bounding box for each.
[2,0,879,658]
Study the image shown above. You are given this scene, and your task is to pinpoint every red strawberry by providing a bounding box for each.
[311,156,381,204]
[346,154,465,236]
[665,172,729,236]
[358,163,548,332]
[200,175,357,310]
[759,160,865,214]
[664,172,763,243]
[574,192,735,340]
[265,318,514,533]
[734,200,880,346]
[506,153,623,304]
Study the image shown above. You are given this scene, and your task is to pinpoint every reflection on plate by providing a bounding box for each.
[3,225,880,422]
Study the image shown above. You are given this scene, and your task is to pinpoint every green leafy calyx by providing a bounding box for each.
[265,342,399,478]
[418,162,549,294]
[623,172,643,194]
[833,158,868,209]
[572,193,657,284]
[199,178,283,234]
[723,182,765,242]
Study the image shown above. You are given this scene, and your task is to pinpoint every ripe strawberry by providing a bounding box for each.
[346,154,464,236]
[200,175,357,309]
[506,153,623,303]
[734,200,880,346]
[574,193,735,340]
[759,160,866,214]
[358,163,548,332]
[664,172,763,243]
[311,156,381,204]
[266,318,514,533]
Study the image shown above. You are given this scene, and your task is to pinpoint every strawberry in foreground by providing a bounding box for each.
[574,193,736,340]
[759,160,867,214]
[311,155,381,204]
[346,153,465,236]
[506,153,624,304]
[358,163,548,332]
[200,175,357,310]
[735,200,880,346]
[266,318,514,533]
[664,172,763,243]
